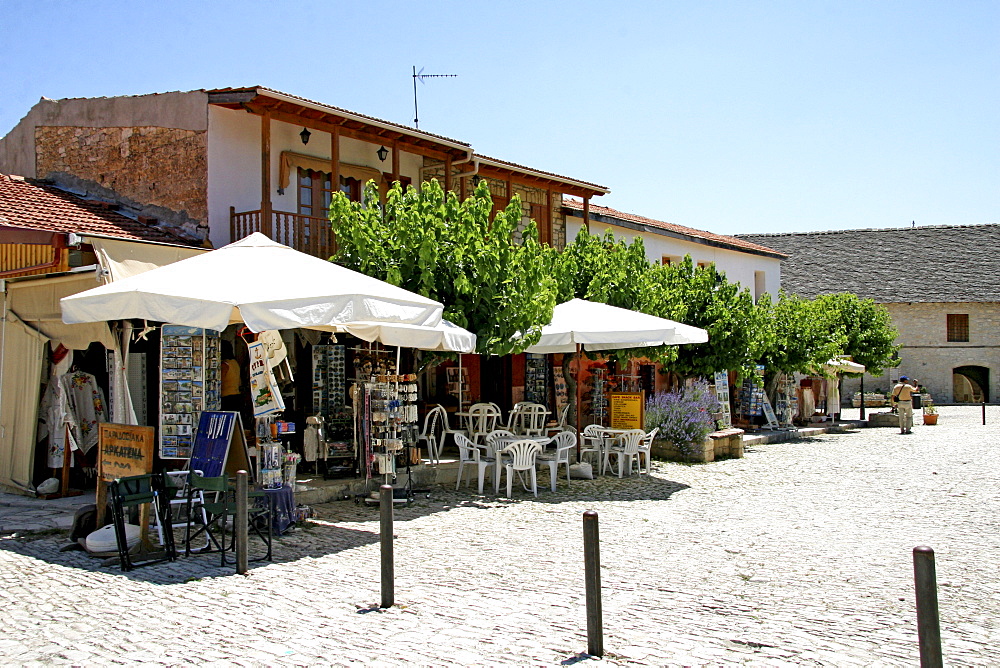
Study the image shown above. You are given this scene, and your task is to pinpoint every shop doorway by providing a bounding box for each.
[953,365,989,403]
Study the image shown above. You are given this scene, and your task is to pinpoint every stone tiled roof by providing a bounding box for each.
[737,225,1000,303]
[563,197,786,258]
[0,174,193,244]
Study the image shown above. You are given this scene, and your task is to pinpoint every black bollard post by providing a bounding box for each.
[583,510,603,657]
[235,470,248,575]
[380,484,394,608]
[913,546,943,668]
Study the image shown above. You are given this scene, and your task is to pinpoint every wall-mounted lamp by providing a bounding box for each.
[300,127,311,145]
[471,175,481,186]
[376,145,389,162]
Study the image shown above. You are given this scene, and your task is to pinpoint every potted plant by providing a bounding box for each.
[922,400,939,425]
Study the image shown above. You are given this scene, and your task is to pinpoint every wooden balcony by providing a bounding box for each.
[230,208,336,260]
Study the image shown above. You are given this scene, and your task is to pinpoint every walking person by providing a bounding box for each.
[892,375,919,434]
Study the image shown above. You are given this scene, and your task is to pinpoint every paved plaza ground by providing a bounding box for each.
[2,405,999,666]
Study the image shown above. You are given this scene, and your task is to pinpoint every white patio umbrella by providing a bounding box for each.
[339,319,476,353]
[525,299,709,452]
[61,233,443,333]
[526,298,708,353]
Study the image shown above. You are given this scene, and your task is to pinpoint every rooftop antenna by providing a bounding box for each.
[412,66,457,129]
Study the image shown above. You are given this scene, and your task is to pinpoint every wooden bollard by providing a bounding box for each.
[235,470,248,575]
[913,546,943,668]
[583,510,603,657]
[380,484,394,608]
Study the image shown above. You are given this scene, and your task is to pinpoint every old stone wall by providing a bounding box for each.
[840,302,1000,404]
[35,126,208,234]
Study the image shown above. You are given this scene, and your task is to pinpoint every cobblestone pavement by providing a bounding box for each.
[2,405,999,666]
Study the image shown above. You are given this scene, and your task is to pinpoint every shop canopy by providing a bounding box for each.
[824,358,866,374]
[60,233,443,333]
[339,319,476,353]
[525,298,708,354]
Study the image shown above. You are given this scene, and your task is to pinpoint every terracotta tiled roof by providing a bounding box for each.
[0,174,193,244]
[562,197,786,258]
[738,225,1000,303]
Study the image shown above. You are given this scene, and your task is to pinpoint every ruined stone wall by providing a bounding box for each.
[35,125,208,234]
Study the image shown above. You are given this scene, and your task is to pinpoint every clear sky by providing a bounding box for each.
[1,0,996,235]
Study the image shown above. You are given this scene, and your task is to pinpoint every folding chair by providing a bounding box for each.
[108,473,177,572]
[185,472,272,567]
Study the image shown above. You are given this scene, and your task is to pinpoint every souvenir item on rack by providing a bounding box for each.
[247,340,284,417]
[525,353,549,405]
[159,326,221,459]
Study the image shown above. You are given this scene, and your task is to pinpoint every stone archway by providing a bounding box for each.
[953,365,989,403]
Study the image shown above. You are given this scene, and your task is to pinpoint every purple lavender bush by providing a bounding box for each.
[645,380,721,458]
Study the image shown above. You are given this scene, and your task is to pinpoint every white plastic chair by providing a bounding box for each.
[505,402,529,432]
[454,433,496,495]
[485,429,516,454]
[580,424,612,474]
[496,439,542,498]
[537,430,576,491]
[416,406,444,464]
[603,429,646,478]
[545,404,571,436]
[467,403,502,445]
[519,404,550,436]
[637,427,659,475]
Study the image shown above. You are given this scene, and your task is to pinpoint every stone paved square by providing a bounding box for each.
[2,406,998,666]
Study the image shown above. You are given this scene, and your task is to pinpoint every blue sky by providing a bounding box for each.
[2,0,996,235]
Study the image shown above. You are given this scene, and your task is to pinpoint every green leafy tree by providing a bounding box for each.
[329,179,557,355]
[816,293,899,376]
[650,258,765,379]
[755,290,846,376]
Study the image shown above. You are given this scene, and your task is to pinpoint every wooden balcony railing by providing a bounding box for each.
[230,208,336,260]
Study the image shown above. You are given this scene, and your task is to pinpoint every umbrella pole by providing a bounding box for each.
[458,353,463,411]
[576,343,583,459]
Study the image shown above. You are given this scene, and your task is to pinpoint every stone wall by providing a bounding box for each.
[35,125,208,234]
[840,302,1000,403]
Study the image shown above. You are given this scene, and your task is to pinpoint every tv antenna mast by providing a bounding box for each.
[412,66,456,129]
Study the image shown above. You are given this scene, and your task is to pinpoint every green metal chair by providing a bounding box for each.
[108,473,177,572]
[184,472,272,566]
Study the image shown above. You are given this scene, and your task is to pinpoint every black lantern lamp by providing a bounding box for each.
[376,145,389,162]
[300,127,311,145]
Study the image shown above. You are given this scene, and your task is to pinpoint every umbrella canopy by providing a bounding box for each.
[339,319,476,353]
[61,233,443,333]
[525,298,708,354]
[825,358,866,374]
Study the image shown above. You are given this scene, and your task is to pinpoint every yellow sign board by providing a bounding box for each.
[98,423,155,482]
[609,392,645,430]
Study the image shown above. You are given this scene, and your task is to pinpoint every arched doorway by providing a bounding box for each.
[953,365,989,403]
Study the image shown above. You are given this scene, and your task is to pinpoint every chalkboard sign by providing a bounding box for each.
[188,411,251,480]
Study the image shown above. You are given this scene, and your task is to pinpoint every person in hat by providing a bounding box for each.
[892,375,919,434]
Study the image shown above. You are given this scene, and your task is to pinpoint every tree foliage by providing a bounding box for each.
[329,179,557,356]
[755,290,846,376]
[816,292,899,376]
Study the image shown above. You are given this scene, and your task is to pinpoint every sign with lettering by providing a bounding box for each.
[98,424,154,482]
[189,411,251,480]
[609,391,645,430]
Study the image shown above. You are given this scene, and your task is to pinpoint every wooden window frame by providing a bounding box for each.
[947,313,969,342]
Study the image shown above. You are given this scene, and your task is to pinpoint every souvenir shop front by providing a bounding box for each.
[0,237,206,496]
[47,233,474,506]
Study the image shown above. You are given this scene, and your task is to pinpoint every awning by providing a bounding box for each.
[88,236,208,282]
[278,151,382,191]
